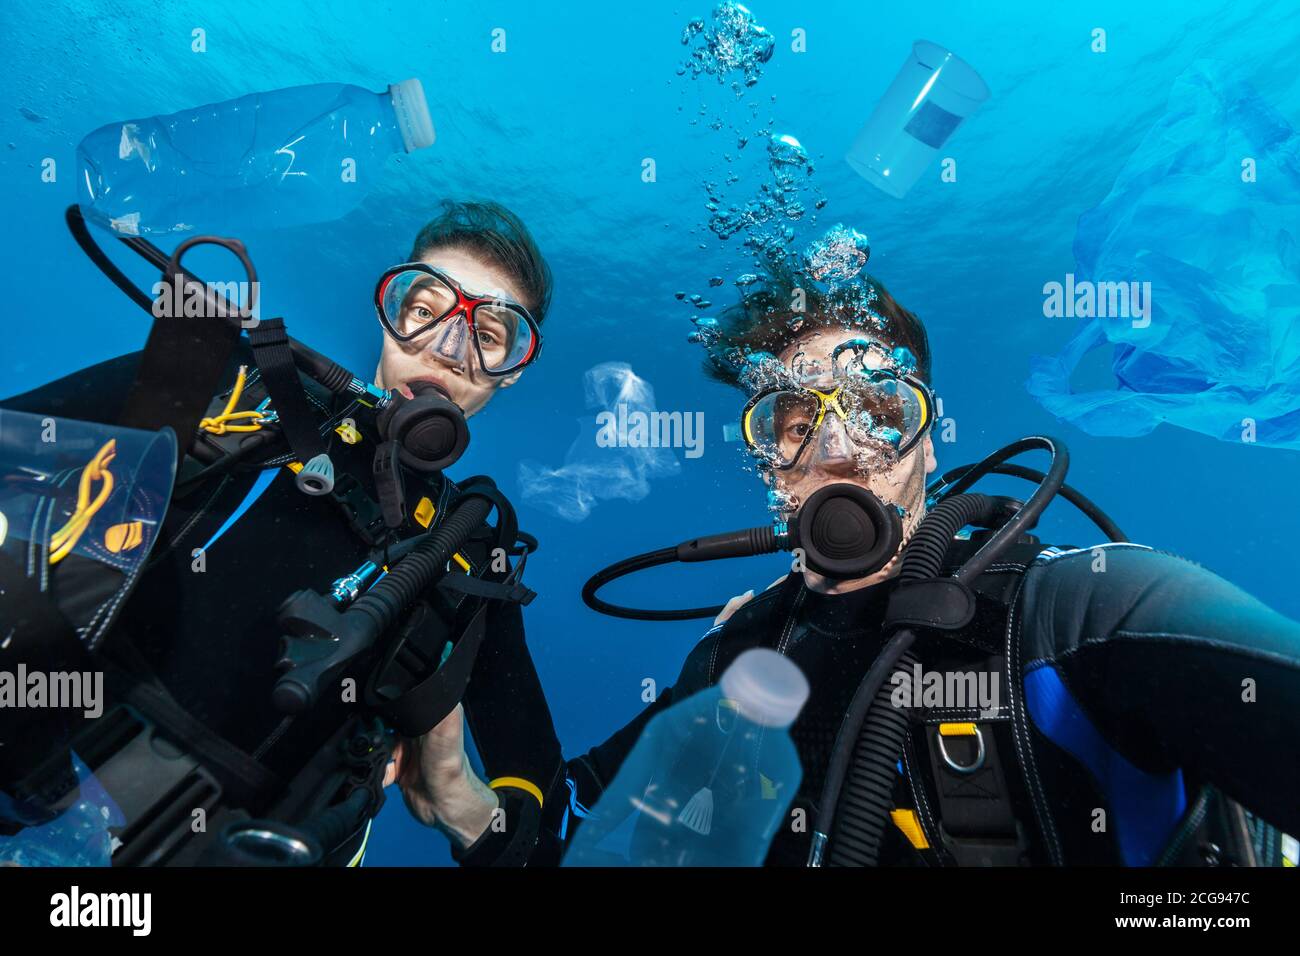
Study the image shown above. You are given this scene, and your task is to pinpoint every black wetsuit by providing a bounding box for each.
[0,351,562,865]
[457,537,1300,867]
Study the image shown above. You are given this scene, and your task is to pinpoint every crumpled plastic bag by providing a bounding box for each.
[518,363,682,522]
[0,753,124,866]
[1027,61,1300,449]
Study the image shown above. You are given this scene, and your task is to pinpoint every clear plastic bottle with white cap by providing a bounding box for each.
[76,79,435,237]
[563,648,809,867]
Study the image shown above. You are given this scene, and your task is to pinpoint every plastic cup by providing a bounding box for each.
[846,41,990,199]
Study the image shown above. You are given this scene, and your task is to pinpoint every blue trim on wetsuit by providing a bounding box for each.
[1023,661,1186,865]
[197,468,279,554]
[558,774,593,841]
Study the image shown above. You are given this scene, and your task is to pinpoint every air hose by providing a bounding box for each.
[582,483,901,621]
[350,492,493,634]
[812,436,1073,867]
[816,492,994,867]
[272,487,495,714]
[929,462,1127,543]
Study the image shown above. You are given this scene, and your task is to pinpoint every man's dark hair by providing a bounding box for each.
[702,264,932,389]
[408,199,553,323]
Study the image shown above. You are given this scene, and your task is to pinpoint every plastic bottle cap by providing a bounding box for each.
[719,648,810,729]
[389,78,436,152]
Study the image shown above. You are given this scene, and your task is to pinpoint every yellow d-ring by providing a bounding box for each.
[936,723,986,774]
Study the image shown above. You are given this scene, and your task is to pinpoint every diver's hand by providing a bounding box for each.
[714,589,755,626]
[385,704,500,849]
[713,575,788,626]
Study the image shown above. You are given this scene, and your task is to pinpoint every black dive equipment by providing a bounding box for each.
[582,483,903,621]
[581,435,1128,868]
[582,436,1125,622]
[377,381,470,473]
[65,204,471,488]
[0,207,535,865]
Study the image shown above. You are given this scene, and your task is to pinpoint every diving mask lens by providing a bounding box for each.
[382,269,457,337]
[742,374,931,469]
[472,300,534,374]
[743,389,822,469]
[376,265,540,375]
[835,374,923,451]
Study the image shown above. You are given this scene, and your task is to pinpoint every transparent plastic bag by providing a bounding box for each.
[1027,61,1300,449]
[0,754,124,866]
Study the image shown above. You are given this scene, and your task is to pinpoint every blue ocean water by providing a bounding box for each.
[2,0,1297,866]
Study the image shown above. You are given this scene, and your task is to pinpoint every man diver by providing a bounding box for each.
[395,267,1300,867]
[0,200,564,866]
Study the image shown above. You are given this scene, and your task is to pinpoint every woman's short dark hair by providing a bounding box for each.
[408,199,553,323]
[702,264,931,389]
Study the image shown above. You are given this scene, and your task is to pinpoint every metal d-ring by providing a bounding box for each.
[937,725,986,774]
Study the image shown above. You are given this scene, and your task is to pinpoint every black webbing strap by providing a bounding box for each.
[117,297,240,468]
[438,572,536,606]
[246,318,326,465]
[453,477,518,559]
[110,671,283,802]
[369,600,492,737]
[64,205,239,466]
[924,720,1027,866]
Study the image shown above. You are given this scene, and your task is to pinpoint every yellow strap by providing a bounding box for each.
[890,809,930,850]
[489,776,544,809]
[201,366,268,435]
[49,440,117,565]
[938,722,978,737]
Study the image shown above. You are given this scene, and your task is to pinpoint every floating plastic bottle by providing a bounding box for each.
[846,41,989,199]
[76,79,435,236]
[563,648,809,867]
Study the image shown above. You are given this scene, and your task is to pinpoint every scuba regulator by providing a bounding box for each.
[583,436,1125,621]
[583,482,903,620]
[582,435,1129,867]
